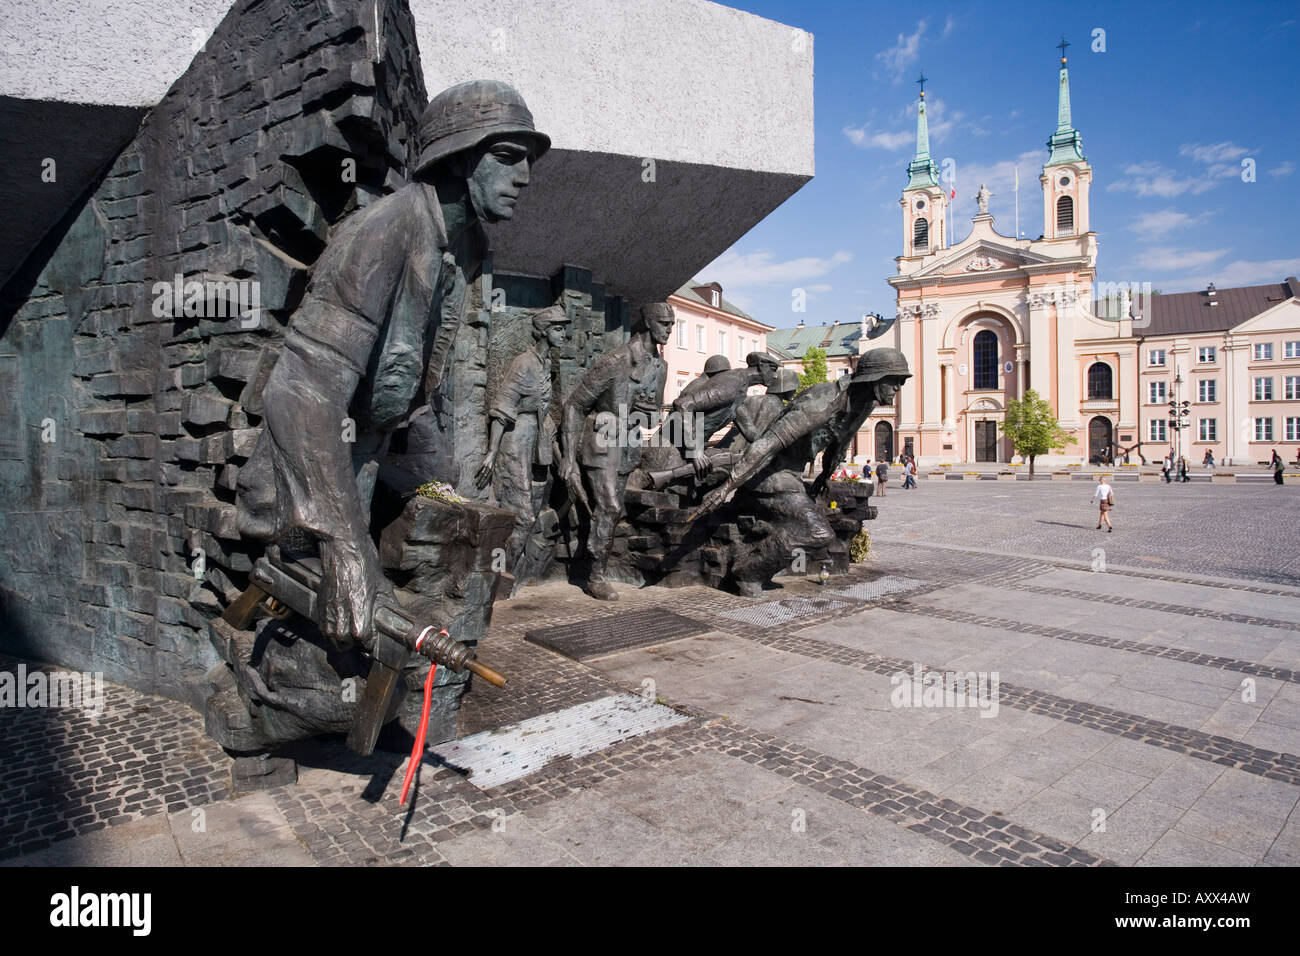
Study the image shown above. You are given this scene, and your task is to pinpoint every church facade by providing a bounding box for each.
[881,51,1139,467]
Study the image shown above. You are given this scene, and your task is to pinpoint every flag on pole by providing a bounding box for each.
[1014,165,1020,238]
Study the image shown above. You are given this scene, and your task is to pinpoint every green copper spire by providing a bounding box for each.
[1045,37,1085,167]
[905,72,940,189]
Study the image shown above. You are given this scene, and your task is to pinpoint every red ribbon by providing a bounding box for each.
[399,661,438,805]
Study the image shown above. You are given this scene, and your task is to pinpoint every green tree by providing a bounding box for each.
[1001,388,1076,477]
[797,346,829,394]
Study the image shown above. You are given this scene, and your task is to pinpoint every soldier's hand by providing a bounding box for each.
[474,454,496,489]
[695,484,733,520]
[555,461,584,514]
[810,473,830,499]
[692,450,713,477]
[318,538,392,648]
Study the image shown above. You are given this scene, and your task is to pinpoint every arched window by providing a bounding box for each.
[913,217,929,254]
[1087,362,1113,399]
[972,330,999,389]
[1056,195,1074,235]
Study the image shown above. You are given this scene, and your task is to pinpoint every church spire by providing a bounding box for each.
[1045,36,1085,167]
[906,72,940,189]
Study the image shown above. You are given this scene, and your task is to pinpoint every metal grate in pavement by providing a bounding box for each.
[524,608,709,661]
[827,576,933,601]
[431,693,690,790]
[719,597,850,629]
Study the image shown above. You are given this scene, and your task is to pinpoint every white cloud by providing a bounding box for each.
[1133,247,1227,271]
[941,14,956,39]
[702,249,854,289]
[1151,258,1300,291]
[1107,162,1218,198]
[943,150,1041,220]
[1179,142,1251,165]
[805,284,833,293]
[1269,161,1296,178]
[843,125,914,151]
[1127,209,1212,240]
[843,97,963,152]
[875,19,927,84]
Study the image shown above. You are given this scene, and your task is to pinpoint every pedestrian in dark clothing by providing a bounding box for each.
[1272,450,1285,485]
[1178,456,1189,483]
[875,460,888,496]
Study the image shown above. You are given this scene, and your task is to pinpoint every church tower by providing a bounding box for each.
[899,74,949,261]
[1040,37,1091,241]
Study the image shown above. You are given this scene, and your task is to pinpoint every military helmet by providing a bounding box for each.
[745,350,779,369]
[770,369,799,396]
[415,80,551,175]
[703,355,731,375]
[851,347,912,383]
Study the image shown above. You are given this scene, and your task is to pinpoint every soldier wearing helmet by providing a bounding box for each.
[693,347,912,519]
[671,349,783,469]
[237,80,549,650]
[703,365,831,595]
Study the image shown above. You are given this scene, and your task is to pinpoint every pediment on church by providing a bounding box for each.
[915,241,1053,279]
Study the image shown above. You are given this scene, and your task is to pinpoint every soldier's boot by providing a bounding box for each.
[587,578,619,601]
[586,511,621,601]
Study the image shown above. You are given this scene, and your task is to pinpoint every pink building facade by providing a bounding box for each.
[664,281,774,405]
[871,51,1299,467]
[1136,283,1300,467]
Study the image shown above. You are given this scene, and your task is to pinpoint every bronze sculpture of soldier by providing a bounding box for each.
[236,79,550,650]
[475,305,571,575]
[559,302,674,601]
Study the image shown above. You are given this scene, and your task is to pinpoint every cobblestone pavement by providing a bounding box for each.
[872,477,1300,585]
[2,483,1298,866]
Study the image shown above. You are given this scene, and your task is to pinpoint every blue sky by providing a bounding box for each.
[703,0,1300,329]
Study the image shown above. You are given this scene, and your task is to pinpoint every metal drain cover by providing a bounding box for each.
[431,694,690,790]
[525,608,708,661]
[719,597,849,629]
[828,576,932,600]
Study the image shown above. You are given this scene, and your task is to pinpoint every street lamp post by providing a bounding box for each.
[1168,372,1191,465]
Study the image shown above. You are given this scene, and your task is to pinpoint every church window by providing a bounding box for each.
[1056,195,1074,235]
[913,217,929,254]
[1087,362,1112,400]
[972,330,999,389]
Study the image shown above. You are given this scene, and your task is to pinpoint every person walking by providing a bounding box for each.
[1272,449,1285,485]
[903,457,917,490]
[1161,453,1172,483]
[875,459,888,496]
[1178,455,1189,483]
[1091,475,1114,532]
[1203,449,1214,470]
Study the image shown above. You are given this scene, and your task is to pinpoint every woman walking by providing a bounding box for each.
[1272,449,1285,485]
[1091,475,1114,532]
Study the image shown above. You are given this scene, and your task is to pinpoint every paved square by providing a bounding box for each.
[3,480,1297,866]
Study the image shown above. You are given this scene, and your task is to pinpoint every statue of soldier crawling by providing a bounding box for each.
[236,80,550,653]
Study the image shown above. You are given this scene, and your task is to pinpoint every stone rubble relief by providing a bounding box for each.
[0,0,899,774]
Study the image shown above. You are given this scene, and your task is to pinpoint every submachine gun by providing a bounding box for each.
[223,547,506,756]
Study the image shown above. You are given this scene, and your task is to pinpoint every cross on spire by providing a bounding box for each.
[1057,35,1069,63]
[916,71,927,98]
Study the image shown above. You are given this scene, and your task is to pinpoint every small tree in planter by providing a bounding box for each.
[1001,389,1076,477]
